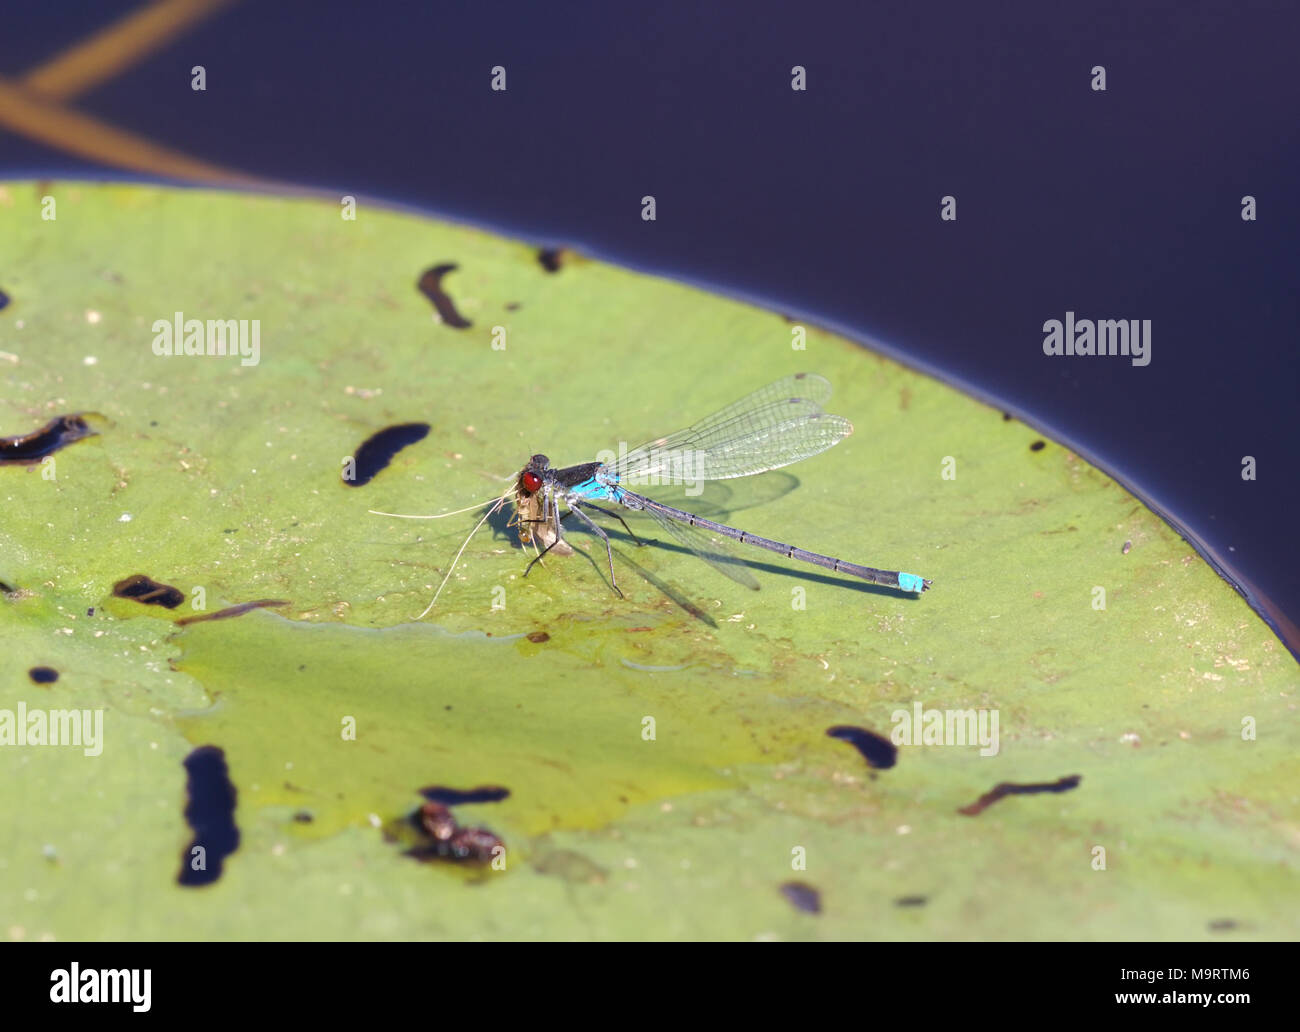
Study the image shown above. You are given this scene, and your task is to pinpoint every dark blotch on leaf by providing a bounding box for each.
[113,574,185,609]
[0,414,97,464]
[28,666,59,684]
[293,811,314,824]
[417,263,472,328]
[780,881,822,914]
[826,725,897,769]
[894,895,928,907]
[1002,412,1013,421]
[346,423,430,487]
[537,248,565,272]
[1208,918,1238,932]
[419,785,510,805]
[178,745,240,886]
[526,631,550,644]
[1030,440,1046,452]
[958,774,1081,816]
[406,801,503,865]
[176,599,287,625]
[0,287,9,310]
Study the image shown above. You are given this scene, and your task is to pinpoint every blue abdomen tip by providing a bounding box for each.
[898,573,925,593]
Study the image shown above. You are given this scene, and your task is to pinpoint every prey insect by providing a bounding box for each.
[373,373,931,617]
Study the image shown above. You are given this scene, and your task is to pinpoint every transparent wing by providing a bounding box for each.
[611,373,851,483]
[653,373,834,437]
[642,505,760,590]
[617,406,852,482]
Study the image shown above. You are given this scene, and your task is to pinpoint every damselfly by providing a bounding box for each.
[374,373,931,616]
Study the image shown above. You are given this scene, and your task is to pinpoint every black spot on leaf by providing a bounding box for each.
[176,599,287,625]
[958,774,1081,816]
[0,414,97,464]
[826,725,897,769]
[346,423,430,486]
[417,264,472,328]
[418,785,510,805]
[178,746,240,886]
[780,882,822,914]
[113,574,185,609]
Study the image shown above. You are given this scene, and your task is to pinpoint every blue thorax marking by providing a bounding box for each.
[563,465,621,504]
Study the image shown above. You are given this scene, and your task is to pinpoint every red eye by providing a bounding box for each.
[521,471,542,493]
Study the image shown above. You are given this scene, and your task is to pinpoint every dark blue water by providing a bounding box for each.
[4,1,1296,652]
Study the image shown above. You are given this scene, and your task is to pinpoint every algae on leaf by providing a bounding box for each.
[0,181,1295,941]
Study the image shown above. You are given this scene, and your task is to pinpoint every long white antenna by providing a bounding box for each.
[368,496,499,520]
[411,486,514,619]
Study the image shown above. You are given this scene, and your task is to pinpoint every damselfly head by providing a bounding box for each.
[519,454,551,494]
[512,453,570,557]
[513,459,546,543]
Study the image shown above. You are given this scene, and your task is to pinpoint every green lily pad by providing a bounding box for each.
[0,181,1295,941]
